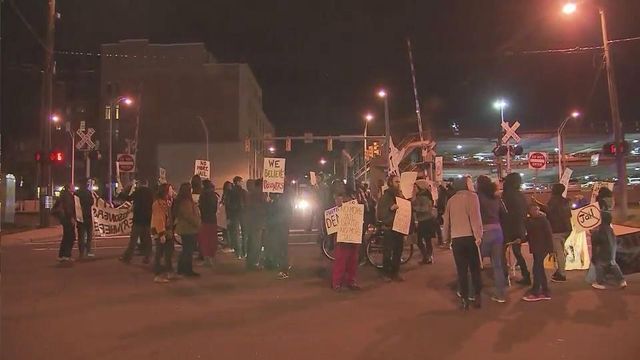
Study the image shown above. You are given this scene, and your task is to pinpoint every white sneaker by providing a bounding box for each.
[277,272,289,280]
[592,283,606,290]
[87,252,95,258]
[620,281,628,289]
[154,275,169,283]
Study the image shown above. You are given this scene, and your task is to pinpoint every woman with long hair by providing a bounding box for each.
[174,183,201,277]
[198,179,218,267]
[476,175,508,303]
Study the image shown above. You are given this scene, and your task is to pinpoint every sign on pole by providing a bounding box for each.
[392,197,412,235]
[194,160,211,179]
[336,203,364,244]
[400,172,418,199]
[116,154,135,173]
[572,202,602,232]
[435,156,443,182]
[560,168,573,198]
[590,154,600,167]
[76,128,96,151]
[263,157,286,193]
[501,121,521,143]
[528,152,548,170]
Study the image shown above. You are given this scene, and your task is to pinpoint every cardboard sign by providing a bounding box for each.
[194,160,211,179]
[310,171,317,186]
[400,172,418,199]
[392,197,412,235]
[572,202,602,232]
[324,206,340,235]
[528,152,547,170]
[263,157,286,193]
[560,168,573,198]
[435,156,443,182]
[336,203,364,244]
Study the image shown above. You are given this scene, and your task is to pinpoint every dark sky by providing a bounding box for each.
[3,0,640,142]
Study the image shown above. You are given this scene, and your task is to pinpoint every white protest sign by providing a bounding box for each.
[435,156,443,182]
[560,168,573,198]
[590,182,602,204]
[263,157,286,193]
[400,172,418,199]
[571,202,602,232]
[336,203,364,244]
[92,196,134,236]
[74,195,84,223]
[392,197,412,235]
[590,154,599,167]
[310,171,317,186]
[194,160,211,179]
[324,206,340,235]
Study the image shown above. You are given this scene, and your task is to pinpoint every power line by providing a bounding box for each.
[7,0,49,52]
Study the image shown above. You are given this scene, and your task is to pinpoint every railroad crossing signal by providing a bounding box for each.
[501,121,521,143]
[76,127,96,151]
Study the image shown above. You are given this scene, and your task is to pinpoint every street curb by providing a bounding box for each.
[1,226,63,247]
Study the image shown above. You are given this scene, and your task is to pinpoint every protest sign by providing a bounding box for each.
[310,171,317,186]
[435,156,443,182]
[392,197,412,235]
[590,182,602,204]
[324,206,340,235]
[572,202,602,232]
[194,160,210,179]
[560,168,573,198]
[91,195,133,236]
[74,195,84,223]
[263,157,286,193]
[400,172,418,199]
[336,203,364,243]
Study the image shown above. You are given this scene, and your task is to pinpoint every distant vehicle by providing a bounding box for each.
[628,177,640,185]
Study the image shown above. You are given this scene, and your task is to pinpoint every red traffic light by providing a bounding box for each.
[49,151,64,163]
[602,141,629,156]
[35,151,43,162]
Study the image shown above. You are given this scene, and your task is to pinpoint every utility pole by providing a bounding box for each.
[40,0,56,227]
[599,7,628,219]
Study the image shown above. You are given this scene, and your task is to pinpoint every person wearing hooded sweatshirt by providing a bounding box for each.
[377,175,406,282]
[198,179,218,267]
[591,187,627,290]
[245,179,267,270]
[53,183,77,263]
[412,179,436,264]
[502,173,531,286]
[443,177,484,310]
[534,183,572,283]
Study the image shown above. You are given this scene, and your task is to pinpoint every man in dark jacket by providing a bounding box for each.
[522,203,554,302]
[54,183,76,262]
[227,176,248,259]
[120,179,154,264]
[377,175,405,281]
[245,179,267,270]
[502,173,531,285]
[75,178,95,258]
[537,184,572,282]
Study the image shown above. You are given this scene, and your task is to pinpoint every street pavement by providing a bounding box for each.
[2,229,640,360]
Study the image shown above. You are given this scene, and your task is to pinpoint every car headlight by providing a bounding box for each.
[295,199,310,210]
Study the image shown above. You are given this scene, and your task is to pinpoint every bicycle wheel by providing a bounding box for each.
[365,235,385,269]
[321,234,336,261]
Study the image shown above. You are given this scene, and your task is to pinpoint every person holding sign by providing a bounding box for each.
[330,185,363,291]
[174,183,202,277]
[443,177,483,310]
[591,188,627,290]
[377,175,406,282]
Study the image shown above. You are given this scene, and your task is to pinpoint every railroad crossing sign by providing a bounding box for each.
[76,127,96,151]
[501,121,521,143]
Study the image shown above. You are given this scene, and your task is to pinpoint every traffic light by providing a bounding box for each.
[493,145,523,156]
[372,141,381,156]
[493,145,508,156]
[602,141,629,156]
[49,150,64,164]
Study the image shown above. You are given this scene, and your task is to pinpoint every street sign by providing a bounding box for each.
[528,152,547,170]
[590,153,599,167]
[194,160,211,179]
[304,132,313,144]
[116,154,135,173]
[501,121,521,143]
[76,128,96,151]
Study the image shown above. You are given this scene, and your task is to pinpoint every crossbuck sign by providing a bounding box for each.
[76,127,96,151]
[501,121,521,144]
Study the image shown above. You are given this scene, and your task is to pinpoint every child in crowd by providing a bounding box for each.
[522,203,554,302]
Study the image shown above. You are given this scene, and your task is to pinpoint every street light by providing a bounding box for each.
[377,89,391,171]
[493,98,508,179]
[563,2,628,217]
[106,96,133,203]
[557,110,581,181]
[268,146,276,154]
[319,158,327,165]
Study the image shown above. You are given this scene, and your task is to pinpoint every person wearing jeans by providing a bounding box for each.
[443,177,484,310]
[244,179,267,270]
[120,179,154,264]
[591,188,627,290]
[226,176,247,259]
[377,175,406,282]
[174,183,201,277]
[53,184,76,262]
[534,184,572,283]
[502,173,531,286]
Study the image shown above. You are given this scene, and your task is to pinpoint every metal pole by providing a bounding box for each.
[40,0,56,227]
[70,129,75,187]
[108,104,113,203]
[557,116,571,182]
[86,154,91,179]
[383,97,391,172]
[599,7,628,218]
[506,143,511,175]
[363,122,368,183]
[497,106,504,180]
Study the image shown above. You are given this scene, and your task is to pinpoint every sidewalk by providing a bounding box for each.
[1,226,62,247]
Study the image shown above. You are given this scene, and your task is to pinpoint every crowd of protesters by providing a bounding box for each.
[53,170,628,308]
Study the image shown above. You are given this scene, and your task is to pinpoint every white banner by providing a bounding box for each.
[435,156,443,182]
[571,202,602,232]
[91,195,133,236]
[336,203,364,244]
[194,160,211,179]
[263,157,286,193]
[392,197,412,235]
[400,172,418,199]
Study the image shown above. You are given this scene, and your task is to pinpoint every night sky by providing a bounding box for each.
[3,0,640,143]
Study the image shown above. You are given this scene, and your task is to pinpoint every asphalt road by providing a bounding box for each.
[2,231,640,360]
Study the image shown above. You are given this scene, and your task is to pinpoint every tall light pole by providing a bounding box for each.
[195,115,210,162]
[557,111,581,181]
[363,113,374,183]
[563,2,628,217]
[377,89,391,172]
[106,96,133,203]
[493,98,508,179]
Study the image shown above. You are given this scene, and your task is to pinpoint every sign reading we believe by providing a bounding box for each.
[263,157,286,193]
